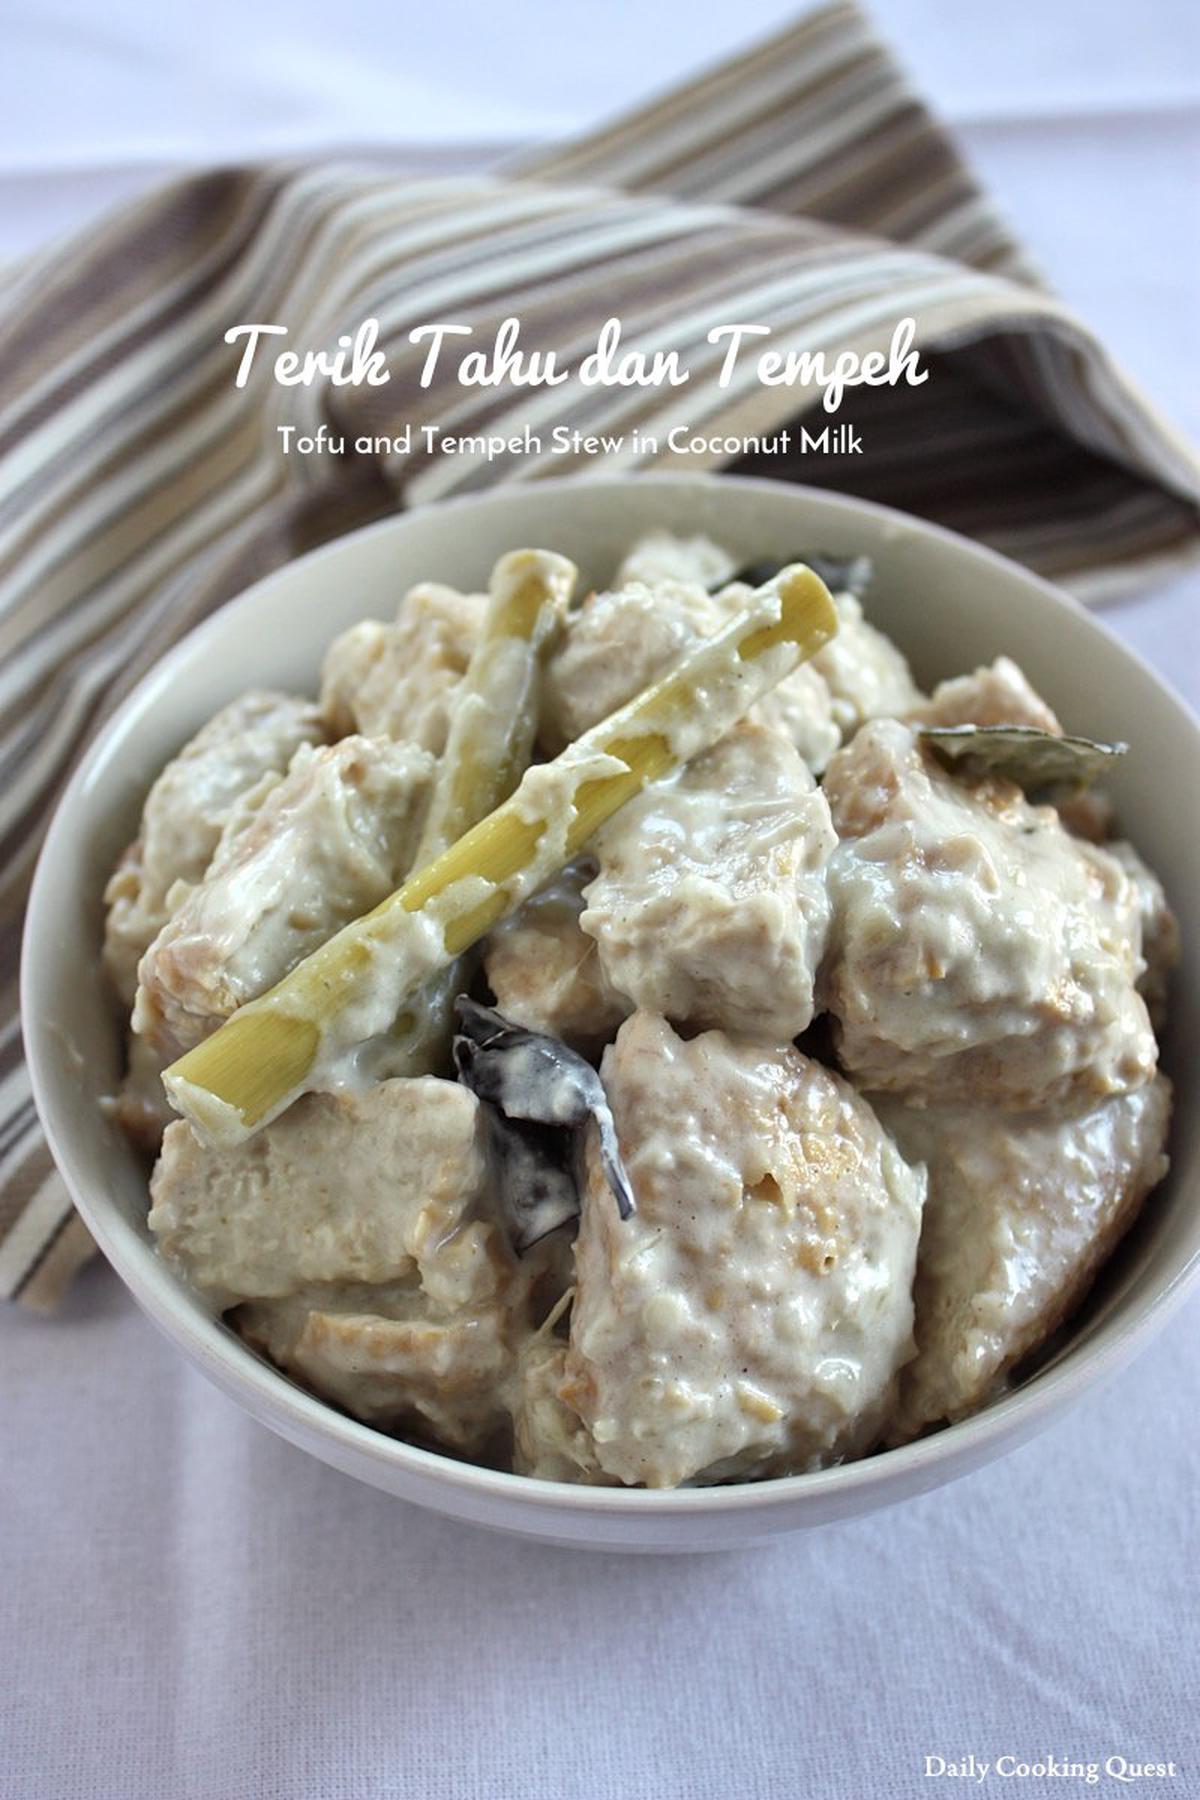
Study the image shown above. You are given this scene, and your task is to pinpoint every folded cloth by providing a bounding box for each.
[2,0,1197,1311]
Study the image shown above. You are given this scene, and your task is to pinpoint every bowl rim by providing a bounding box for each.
[21,469,1200,1519]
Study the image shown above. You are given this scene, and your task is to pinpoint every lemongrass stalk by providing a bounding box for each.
[163,566,838,1146]
[416,548,574,861]
[376,547,574,1077]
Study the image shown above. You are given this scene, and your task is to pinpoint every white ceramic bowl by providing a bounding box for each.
[22,474,1200,1552]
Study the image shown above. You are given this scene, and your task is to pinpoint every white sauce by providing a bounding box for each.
[543,556,842,773]
[876,1076,1172,1438]
[822,718,1157,1109]
[103,691,325,1004]
[138,734,433,1061]
[582,722,836,1040]
[319,580,485,751]
[561,1014,925,1487]
[484,862,630,1053]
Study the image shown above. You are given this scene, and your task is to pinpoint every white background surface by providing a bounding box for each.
[2,4,1199,1796]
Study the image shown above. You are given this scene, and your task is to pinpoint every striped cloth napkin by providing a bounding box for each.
[3,1,1198,1310]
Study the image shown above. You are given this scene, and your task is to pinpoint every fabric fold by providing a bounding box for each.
[514,1,1039,280]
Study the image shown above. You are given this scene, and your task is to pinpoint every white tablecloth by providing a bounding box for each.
[3,4,1198,1795]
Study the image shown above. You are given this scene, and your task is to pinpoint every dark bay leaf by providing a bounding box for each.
[478,1112,581,1253]
[453,998,635,1252]
[919,723,1127,790]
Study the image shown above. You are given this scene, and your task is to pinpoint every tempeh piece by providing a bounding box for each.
[103,692,326,1003]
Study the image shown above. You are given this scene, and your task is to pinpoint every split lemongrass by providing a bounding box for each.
[415,547,574,863]
[380,547,574,1076]
[163,565,838,1146]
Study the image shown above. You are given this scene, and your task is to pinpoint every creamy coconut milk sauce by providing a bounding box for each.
[107,531,1177,1485]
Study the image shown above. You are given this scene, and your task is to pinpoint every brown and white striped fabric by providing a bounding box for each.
[2,1,1198,1309]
